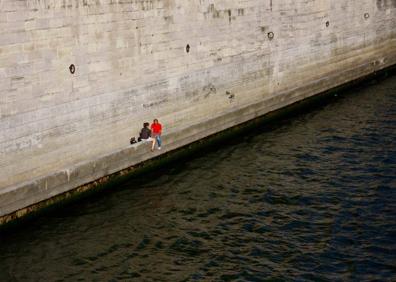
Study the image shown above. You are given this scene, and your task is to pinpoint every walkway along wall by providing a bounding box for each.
[1,0,396,223]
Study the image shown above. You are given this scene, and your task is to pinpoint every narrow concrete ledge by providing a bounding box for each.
[1,51,396,226]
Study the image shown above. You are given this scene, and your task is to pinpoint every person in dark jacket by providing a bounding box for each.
[139,122,156,151]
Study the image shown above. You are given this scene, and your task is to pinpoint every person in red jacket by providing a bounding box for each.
[150,119,162,150]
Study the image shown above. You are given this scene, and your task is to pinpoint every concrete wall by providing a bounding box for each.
[1,0,396,220]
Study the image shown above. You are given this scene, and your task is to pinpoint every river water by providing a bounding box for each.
[1,75,396,281]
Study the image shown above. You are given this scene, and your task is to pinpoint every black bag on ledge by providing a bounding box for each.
[130,137,137,144]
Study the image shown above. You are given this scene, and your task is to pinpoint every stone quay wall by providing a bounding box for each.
[1,0,396,221]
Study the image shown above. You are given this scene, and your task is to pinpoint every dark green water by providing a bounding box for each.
[1,75,396,281]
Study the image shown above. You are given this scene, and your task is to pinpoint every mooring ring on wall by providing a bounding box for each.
[186,44,190,53]
[69,64,76,74]
[325,21,330,27]
[267,32,274,40]
[364,13,370,19]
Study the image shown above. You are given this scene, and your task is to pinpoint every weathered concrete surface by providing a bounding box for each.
[1,0,396,222]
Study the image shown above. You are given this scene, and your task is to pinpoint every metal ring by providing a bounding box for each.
[69,64,75,74]
[267,32,274,40]
[364,13,370,19]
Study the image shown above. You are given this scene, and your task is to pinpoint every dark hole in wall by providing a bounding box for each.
[376,0,396,10]
[186,44,190,53]
[377,0,385,10]
[326,21,330,27]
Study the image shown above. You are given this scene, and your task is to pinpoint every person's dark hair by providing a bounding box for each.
[153,119,158,123]
[143,122,149,127]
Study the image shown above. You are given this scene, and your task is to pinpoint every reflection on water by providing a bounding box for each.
[1,75,396,281]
